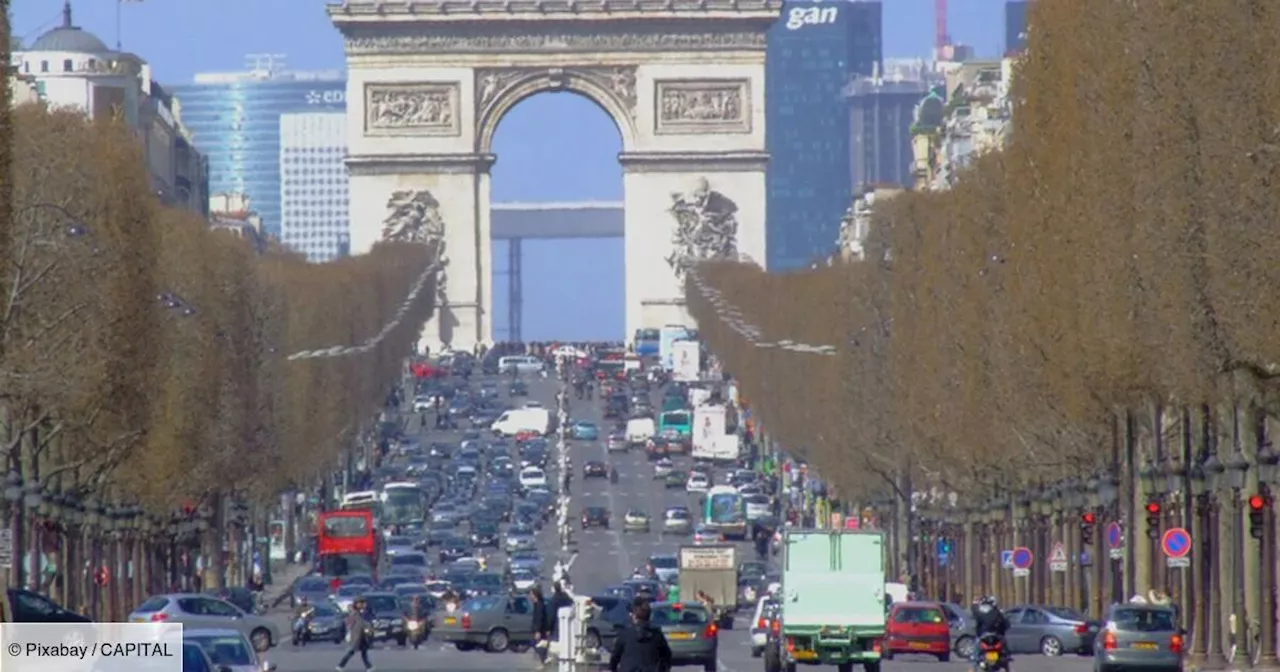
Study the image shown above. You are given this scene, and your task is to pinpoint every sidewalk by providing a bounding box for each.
[261,561,312,609]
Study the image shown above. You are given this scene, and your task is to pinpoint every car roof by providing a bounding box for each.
[184,628,250,639]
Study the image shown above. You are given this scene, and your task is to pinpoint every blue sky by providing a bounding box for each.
[14,0,1004,341]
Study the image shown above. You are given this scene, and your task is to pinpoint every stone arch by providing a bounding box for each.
[474,66,639,155]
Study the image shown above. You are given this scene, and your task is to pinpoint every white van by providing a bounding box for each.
[490,407,552,437]
[498,355,544,375]
[626,417,656,444]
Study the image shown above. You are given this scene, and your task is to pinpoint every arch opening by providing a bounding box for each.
[489,90,625,342]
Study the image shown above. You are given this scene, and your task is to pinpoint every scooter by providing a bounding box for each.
[976,633,1010,672]
[291,611,314,647]
[406,618,429,649]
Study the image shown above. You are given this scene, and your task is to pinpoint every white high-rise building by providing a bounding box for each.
[279,112,349,262]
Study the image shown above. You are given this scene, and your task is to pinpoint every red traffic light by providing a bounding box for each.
[1081,512,1097,525]
[1145,501,1161,515]
[1249,494,1266,511]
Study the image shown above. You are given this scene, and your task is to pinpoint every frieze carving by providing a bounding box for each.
[343,29,767,55]
[666,178,739,280]
[655,79,751,135]
[381,190,450,302]
[364,83,461,136]
[475,66,637,123]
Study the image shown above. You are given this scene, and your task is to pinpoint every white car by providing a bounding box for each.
[413,395,434,412]
[510,569,539,591]
[662,508,693,536]
[519,467,548,489]
[686,473,710,493]
[653,459,674,479]
[749,597,778,657]
[744,494,771,521]
[693,524,722,545]
[184,629,276,672]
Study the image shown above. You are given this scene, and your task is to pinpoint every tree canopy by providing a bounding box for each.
[0,105,437,510]
[688,0,1280,500]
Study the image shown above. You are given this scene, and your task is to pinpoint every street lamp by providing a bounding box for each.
[3,472,22,503]
[1140,461,1160,497]
[1225,452,1250,491]
[1257,443,1280,484]
[1189,463,1208,497]
[1085,478,1101,509]
[1203,454,1225,491]
[21,481,42,509]
[1099,474,1119,507]
[85,498,100,528]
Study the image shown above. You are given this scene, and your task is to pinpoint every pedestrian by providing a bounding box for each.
[531,587,551,662]
[549,582,574,639]
[336,597,375,671]
[608,599,672,672]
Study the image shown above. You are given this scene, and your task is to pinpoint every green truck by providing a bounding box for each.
[764,529,886,672]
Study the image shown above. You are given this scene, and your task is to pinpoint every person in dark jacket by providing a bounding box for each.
[337,597,375,671]
[609,599,672,672]
[549,582,574,639]
[531,587,551,662]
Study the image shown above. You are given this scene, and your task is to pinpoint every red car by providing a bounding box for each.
[884,601,952,662]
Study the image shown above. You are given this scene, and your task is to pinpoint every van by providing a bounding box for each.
[626,417,656,444]
[498,356,543,375]
[491,407,552,437]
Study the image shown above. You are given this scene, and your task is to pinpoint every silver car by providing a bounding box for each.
[131,594,280,652]
[331,584,367,612]
[662,508,693,535]
[184,628,277,672]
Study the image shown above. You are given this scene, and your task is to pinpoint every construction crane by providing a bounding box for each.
[934,0,950,49]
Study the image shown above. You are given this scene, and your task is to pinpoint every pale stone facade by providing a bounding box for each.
[911,58,1015,191]
[327,0,779,351]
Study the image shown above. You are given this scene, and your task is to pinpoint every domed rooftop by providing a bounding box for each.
[29,2,110,54]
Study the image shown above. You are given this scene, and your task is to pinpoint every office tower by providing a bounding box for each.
[1005,1,1029,55]
[279,113,350,262]
[846,60,933,189]
[172,55,345,238]
[766,0,882,271]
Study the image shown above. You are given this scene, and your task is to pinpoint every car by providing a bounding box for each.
[744,494,771,521]
[362,591,410,645]
[692,524,722,545]
[290,576,333,609]
[884,601,951,661]
[509,380,529,396]
[389,551,429,572]
[571,420,599,440]
[686,473,710,493]
[623,509,652,533]
[433,594,537,652]
[582,506,610,529]
[583,461,609,478]
[1092,602,1182,672]
[330,584,366,612]
[510,568,539,592]
[665,470,688,489]
[749,597,779,657]
[131,594,280,652]
[606,433,628,452]
[647,554,679,583]
[507,550,545,574]
[653,459,674,479]
[662,508,694,536]
[506,528,537,552]
[413,395,434,412]
[581,594,635,652]
[651,602,719,671]
[519,466,548,488]
[471,522,501,548]
[185,628,276,672]
[1004,605,1099,655]
[438,537,472,564]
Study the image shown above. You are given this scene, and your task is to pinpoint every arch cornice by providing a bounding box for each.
[474,65,638,154]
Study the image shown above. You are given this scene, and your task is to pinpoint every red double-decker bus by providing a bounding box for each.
[316,510,379,581]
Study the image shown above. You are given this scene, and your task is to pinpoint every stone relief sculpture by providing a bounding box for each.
[365,83,459,134]
[344,30,766,55]
[665,178,740,279]
[380,190,450,304]
[475,66,637,125]
[655,79,750,134]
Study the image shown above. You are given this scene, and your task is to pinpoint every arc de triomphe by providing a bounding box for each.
[327,0,778,350]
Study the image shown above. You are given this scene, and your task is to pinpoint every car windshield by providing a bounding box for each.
[462,596,503,612]
[297,578,329,592]
[894,607,945,624]
[337,586,365,597]
[365,595,400,612]
[190,635,253,666]
[650,556,678,568]
[392,554,426,566]
[1111,608,1176,632]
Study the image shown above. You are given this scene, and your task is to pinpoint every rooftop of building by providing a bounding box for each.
[27,2,110,54]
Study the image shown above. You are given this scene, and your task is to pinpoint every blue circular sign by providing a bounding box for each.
[1012,546,1034,569]
[1162,528,1191,558]
[1106,522,1124,549]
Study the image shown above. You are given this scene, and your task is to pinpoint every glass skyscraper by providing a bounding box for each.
[171,60,345,238]
[280,113,350,262]
[1005,1,1029,55]
[766,0,882,271]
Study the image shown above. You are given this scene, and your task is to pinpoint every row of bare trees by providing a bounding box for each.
[0,106,435,522]
[688,0,1280,505]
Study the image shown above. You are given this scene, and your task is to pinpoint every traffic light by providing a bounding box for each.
[1080,511,1097,545]
[1145,500,1162,539]
[1249,494,1266,540]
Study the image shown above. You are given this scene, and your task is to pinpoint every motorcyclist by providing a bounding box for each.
[292,597,315,643]
[609,465,619,483]
[406,596,429,648]
[971,596,1010,665]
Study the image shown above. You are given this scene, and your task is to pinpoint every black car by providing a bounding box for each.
[363,591,410,645]
[583,461,609,478]
[439,537,471,564]
[471,522,501,548]
[6,589,90,622]
[582,506,610,529]
[509,380,529,396]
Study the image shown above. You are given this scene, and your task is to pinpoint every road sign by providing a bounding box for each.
[1049,541,1069,572]
[1000,550,1014,569]
[0,528,11,570]
[1080,551,1092,567]
[1013,568,1031,578]
[1166,556,1191,568]
[1012,546,1034,570]
[1106,522,1124,549]
[1161,528,1192,558]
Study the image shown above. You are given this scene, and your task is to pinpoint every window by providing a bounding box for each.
[893,607,945,624]
[40,61,49,73]
[63,59,73,72]
[15,591,58,618]
[1111,608,1176,632]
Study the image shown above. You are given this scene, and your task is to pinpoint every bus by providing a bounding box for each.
[633,328,661,357]
[704,485,748,540]
[658,410,693,439]
[316,510,379,580]
[380,482,426,527]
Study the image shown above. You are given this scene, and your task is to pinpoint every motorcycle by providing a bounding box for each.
[406,618,429,649]
[976,633,1010,672]
[291,610,315,646]
[609,468,619,484]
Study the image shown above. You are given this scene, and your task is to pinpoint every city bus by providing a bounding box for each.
[316,509,379,581]
[658,409,693,439]
[703,485,748,540]
[633,328,661,357]
[380,482,426,528]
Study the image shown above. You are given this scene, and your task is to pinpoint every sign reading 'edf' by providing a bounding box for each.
[785,5,838,30]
